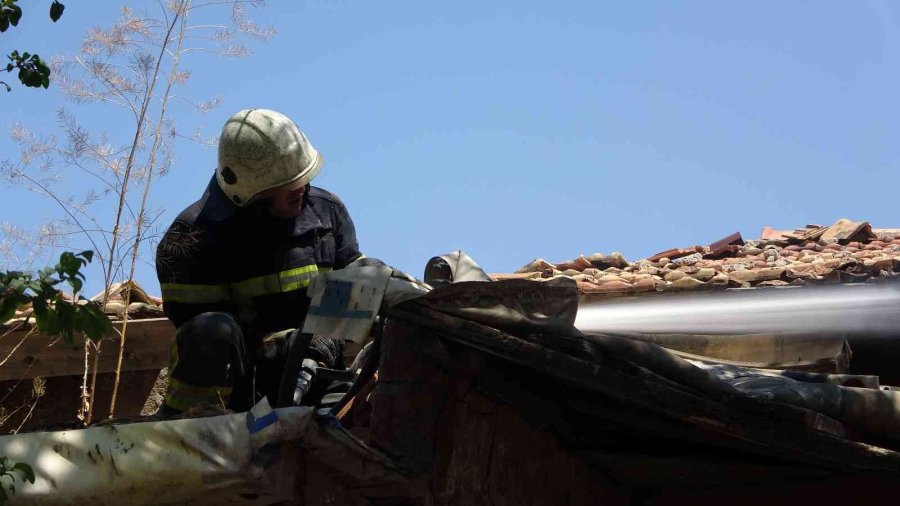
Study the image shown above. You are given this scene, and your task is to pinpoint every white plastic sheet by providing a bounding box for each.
[0,399,312,505]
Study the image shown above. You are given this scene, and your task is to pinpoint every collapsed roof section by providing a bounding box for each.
[498,218,900,299]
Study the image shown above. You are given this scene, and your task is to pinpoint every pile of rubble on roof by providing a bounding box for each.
[497,219,900,297]
[3,281,164,328]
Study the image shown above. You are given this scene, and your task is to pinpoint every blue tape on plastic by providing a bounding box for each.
[247,410,278,434]
[307,280,374,319]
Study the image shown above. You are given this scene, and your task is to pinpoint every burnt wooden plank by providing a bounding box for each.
[383,303,900,474]
[0,318,174,381]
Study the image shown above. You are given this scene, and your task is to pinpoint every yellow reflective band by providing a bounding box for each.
[163,264,335,306]
[230,272,282,301]
[281,264,331,292]
[164,377,233,412]
[231,264,332,302]
[161,282,230,304]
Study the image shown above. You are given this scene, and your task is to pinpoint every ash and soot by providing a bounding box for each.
[574,283,900,337]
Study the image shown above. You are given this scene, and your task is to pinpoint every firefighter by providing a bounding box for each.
[155,108,362,414]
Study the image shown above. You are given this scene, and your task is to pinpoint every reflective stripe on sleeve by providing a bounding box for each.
[231,264,332,302]
[164,377,233,412]
[162,264,334,306]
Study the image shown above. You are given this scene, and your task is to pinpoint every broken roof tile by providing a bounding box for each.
[587,252,629,270]
[515,258,556,274]
[708,232,744,251]
[670,252,703,266]
[819,219,877,244]
[500,220,899,299]
[491,272,543,281]
[760,226,786,241]
[707,244,742,259]
[555,255,594,272]
[649,246,704,263]
[875,229,900,241]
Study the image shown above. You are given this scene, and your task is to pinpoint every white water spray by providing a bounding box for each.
[574,283,900,336]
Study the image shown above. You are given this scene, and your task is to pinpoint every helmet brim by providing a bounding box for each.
[246,150,324,204]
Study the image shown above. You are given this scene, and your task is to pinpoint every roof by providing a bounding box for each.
[381,293,900,481]
[4,280,163,322]
[496,218,900,299]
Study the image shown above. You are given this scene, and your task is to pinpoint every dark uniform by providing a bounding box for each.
[156,176,362,412]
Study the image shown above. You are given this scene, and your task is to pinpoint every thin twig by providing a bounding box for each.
[89,0,184,424]
[111,0,191,419]
[0,326,36,369]
[13,389,44,434]
[12,172,106,262]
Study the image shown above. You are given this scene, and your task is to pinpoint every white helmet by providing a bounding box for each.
[216,109,323,206]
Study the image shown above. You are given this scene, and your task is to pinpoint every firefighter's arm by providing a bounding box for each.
[332,199,363,269]
[156,221,236,327]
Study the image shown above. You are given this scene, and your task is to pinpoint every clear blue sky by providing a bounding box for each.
[2,1,899,296]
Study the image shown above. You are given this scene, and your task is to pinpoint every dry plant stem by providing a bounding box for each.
[109,3,191,419]
[0,401,30,430]
[0,319,26,340]
[78,337,91,422]
[0,336,58,407]
[13,379,46,434]
[84,6,185,426]
[13,403,38,433]
[12,172,108,264]
[84,340,102,424]
[0,326,36,369]
[99,11,180,303]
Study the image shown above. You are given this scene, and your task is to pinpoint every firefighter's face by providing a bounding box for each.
[265,182,306,218]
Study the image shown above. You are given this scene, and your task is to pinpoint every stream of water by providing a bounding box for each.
[574,282,900,336]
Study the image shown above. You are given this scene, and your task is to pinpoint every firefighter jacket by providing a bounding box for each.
[156,177,362,339]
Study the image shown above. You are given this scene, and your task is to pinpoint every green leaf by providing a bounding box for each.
[0,17,8,32]
[56,301,75,335]
[9,4,20,25]
[19,68,32,87]
[11,463,34,484]
[31,296,47,314]
[49,1,64,22]
[79,250,94,263]
[69,276,82,294]
[58,251,81,278]
[9,276,26,290]
[79,304,113,343]
[5,63,11,72]
[0,297,21,322]
[36,306,61,337]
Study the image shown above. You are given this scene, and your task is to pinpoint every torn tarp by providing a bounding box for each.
[695,361,900,443]
[423,250,492,287]
[417,277,580,338]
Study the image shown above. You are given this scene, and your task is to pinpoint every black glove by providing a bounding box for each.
[307,334,343,369]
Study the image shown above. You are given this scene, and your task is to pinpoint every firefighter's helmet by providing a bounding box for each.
[216,109,323,206]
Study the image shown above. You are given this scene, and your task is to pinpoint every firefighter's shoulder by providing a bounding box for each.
[308,186,346,206]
